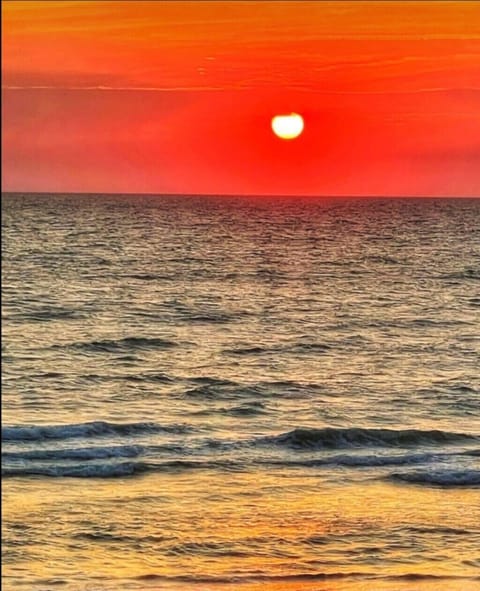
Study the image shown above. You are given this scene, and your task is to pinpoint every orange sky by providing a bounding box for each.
[2,0,480,196]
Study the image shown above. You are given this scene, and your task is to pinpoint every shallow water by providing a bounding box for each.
[2,194,480,590]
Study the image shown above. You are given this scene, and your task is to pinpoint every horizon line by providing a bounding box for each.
[1,191,479,200]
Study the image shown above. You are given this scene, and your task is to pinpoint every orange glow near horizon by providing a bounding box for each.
[2,1,480,196]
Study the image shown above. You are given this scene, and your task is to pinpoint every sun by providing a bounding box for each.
[271,113,304,140]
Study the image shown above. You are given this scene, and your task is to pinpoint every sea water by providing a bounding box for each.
[2,194,480,590]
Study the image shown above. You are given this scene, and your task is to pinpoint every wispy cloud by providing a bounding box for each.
[3,85,480,97]
[2,85,226,92]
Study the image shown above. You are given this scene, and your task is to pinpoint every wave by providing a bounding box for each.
[124,273,172,281]
[134,572,370,584]
[182,311,247,324]
[76,372,174,384]
[191,401,267,417]
[2,459,244,478]
[73,531,167,543]
[266,451,459,468]
[462,448,480,456]
[182,383,267,400]
[133,572,476,584]
[2,445,144,461]
[263,427,479,449]
[389,469,480,487]
[3,422,479,481]
[2,449,470,478]
[2,461,150,478]
[405,525,476,535]
[188,376,237,386]
[226,346,272,355]
[181,379,319,401]
[224,342,331,356]
[65,336,177,353]
[2,421,191,442]
[7,307,86,322]
[441,268,480,281]
[227,402,268,417]
[3,422,479,449]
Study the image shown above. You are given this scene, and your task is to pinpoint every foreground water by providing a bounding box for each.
[2,194,480,590]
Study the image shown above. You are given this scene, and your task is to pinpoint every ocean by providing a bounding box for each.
[2,193,480,591]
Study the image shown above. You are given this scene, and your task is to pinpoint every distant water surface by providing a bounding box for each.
[2,194,480,590]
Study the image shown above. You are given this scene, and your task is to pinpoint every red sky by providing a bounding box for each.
[2,0,480,196]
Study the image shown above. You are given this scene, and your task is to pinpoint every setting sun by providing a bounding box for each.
[271,113,304,140]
